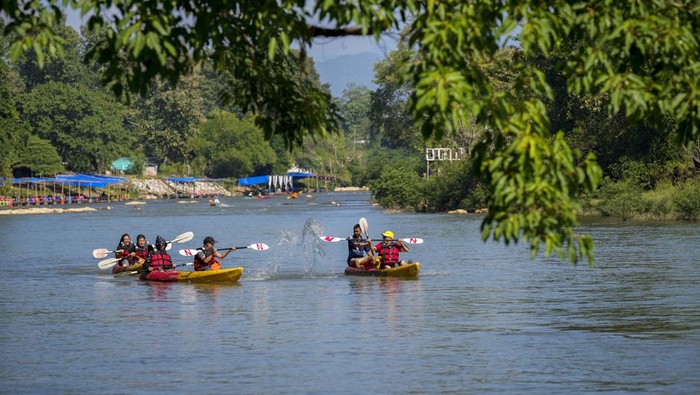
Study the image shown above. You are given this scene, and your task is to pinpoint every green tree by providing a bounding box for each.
[192,111,276,178]
[14,19,87,91]
[7,1,700,263]
[22,81,132,172]
[14,135,64,176]
[0,30,30,185]
[135,74,205,167]
[369,167,424,210]
[370,43,420,149]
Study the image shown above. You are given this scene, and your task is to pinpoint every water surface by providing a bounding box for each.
[1,192,698,394]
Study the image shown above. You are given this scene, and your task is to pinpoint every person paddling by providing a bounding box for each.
[132,234,149,264]
[373,231,409,269]
[347,224,374,270]
[141,236,175,279]
[114,233,136,268]
[193,236,234,271]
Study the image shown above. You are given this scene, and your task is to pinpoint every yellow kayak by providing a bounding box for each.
[344,262,420,278]
[112,262,143,274]
[176,267,243,284]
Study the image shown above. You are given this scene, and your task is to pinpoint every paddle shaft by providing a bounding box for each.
[320,236,423,244]
[114,262,193,278]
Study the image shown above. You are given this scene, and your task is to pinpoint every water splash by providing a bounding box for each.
[247,230,295,280]
[301,218,334,277]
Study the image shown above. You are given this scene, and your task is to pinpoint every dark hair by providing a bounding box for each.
[353,224,361,231]
[137,234,146,241]
[120,233,131,243]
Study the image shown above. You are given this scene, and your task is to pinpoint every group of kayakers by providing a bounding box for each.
[113,234,234,278]
[346,225,410,270]
[109,222,411,277]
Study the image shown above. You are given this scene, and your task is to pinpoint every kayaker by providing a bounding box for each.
[193,236,234,271]
[372,231,409,269]
[347,224,374,270]
[142,236,175,278]
[133,234,149,264]
[114,233,136,268]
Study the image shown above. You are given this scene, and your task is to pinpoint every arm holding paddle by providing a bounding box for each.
[95,231,194,269]
[203,246,234,263]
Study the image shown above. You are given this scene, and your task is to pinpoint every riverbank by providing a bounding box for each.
[0,206,101,215]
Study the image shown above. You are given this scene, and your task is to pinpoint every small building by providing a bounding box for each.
[143,158,158,176]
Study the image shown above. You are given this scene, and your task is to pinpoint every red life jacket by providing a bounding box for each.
[376,242,400,266]
[148,251,173,271]
[115,242,137,265]
[134,247,149,263]
[194,249,219,271]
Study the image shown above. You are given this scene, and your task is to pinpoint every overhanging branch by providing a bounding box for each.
[307,25,370,38]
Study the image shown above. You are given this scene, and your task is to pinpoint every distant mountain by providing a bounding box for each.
[314,52,383,97]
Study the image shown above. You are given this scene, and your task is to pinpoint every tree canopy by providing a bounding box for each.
[3,1,699,263]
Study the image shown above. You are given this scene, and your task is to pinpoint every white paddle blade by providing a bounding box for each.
[319,236,346,242]
[166,243,172,251]
[359,217,369,237]
[93,248,110,258]
[179,249,199,256]
[247,243,269,251]
[171,231,194,244]
[98,257,120,269]
[400,238,424,244]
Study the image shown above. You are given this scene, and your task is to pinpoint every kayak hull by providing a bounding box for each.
[177,267,243,284]
[140,267,244,284]
[112,262,143,274]
[344,262,420,278]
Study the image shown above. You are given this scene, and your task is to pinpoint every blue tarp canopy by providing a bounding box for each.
[5,174,126,188]
[54,174,127,188]
[237,175,271,186]
[237,173,314,187]
[286,172,314,179]
[165,177,202,183]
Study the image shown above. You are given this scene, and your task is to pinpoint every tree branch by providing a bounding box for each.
[308,25,370,38]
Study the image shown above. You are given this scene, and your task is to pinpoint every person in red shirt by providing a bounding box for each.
[372,230,409,269]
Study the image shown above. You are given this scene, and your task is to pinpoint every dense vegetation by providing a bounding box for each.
[2,1,699,263]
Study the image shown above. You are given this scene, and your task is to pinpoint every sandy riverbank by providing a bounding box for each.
[0,206,102,215]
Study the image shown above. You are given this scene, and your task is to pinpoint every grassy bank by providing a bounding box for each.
[581,179,700,221]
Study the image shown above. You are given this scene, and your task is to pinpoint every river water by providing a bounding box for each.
[0,192,698,394]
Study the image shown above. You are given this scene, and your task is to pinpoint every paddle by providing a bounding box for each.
[357,217,376,268]
[97,257,121,269]
[359,217,369,240]
[320,236,424,244]
[93,231,194,259]
[93,248,123,259]
[177,243,270,256]
[96,231,195,269]
[113,262,193,278]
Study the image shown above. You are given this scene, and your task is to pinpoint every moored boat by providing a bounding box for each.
[139,267,244,284]
[344,262,420,278]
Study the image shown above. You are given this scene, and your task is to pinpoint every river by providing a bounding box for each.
[0,192,698,394]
